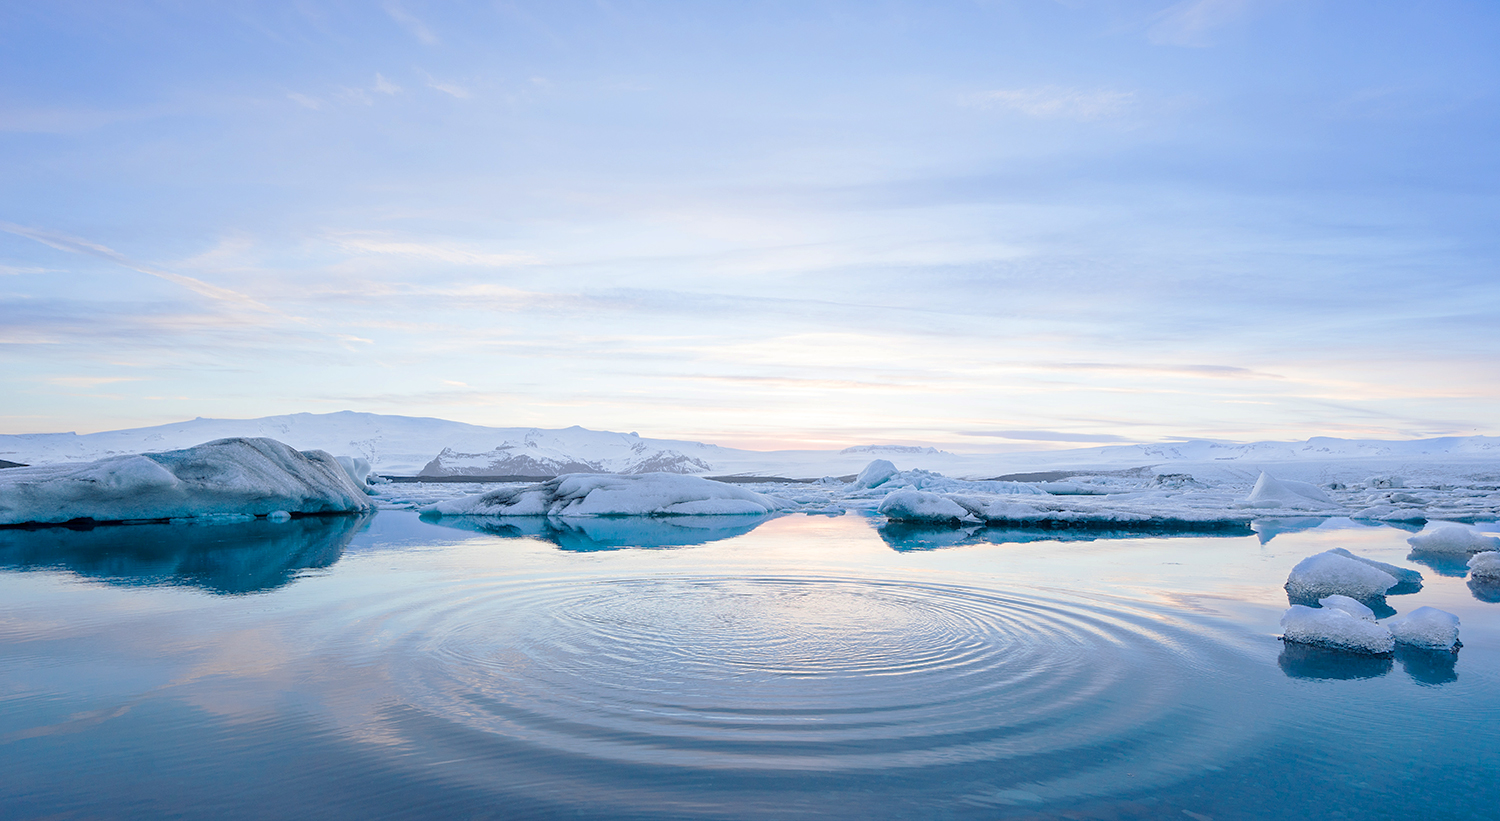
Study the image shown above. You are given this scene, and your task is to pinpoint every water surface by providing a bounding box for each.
[1,513,1496,819]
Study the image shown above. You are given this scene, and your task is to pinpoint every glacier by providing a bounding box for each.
[0,438,374,527]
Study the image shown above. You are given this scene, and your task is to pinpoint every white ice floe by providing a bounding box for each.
[1406,525,1500,556]
[1244,472,1337,509]
[1285,551,1398,602]
[1281,605,1394,655]
[1317,595,1376,621]
[0,437,374,526]
[877,490,975,523]
[1468,551,1500,580]
[1386,607,1461,651]
[420,473,791,518]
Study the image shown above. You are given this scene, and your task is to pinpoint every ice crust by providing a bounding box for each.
[1468,551,1500,580]
[420,473,791,518]
[1386,607,1461,651]
[0,438,374,526]
[1281,605,1394,655]
[1406,525,1500,556]
[1285,551,1399,602]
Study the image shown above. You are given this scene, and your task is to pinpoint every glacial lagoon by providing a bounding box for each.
[1,512,1496,820]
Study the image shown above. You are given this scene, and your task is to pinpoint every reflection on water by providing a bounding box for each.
[1252,517,1328,544]
[877,520,1254,551]
[1277,641,1394,680]
[1395,645,1460,685]
[1469,577,1500,603]
[1407,552,1473,578]
[419,513,773,550]
[0,513,370,594]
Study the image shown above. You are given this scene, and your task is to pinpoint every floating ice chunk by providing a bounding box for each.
[267,510,292,522]
[1245,472,1337,509]
[421,473,790,518]
[1387,607,1460,651]
[1407,525,1500,556]
[1318,595,1376,621]
[1468,551,1500,580]
[0,438,374,526]
[1326,547,1423,590]
[853,459,899,489]
[1366,476,1405,489]
[1281,605,1394,655]
[877,490,974,523]
[1285,551,1398,602]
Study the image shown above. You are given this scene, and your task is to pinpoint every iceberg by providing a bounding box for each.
[1467,551,1500,580]
[1244,472,1337,509]
[0,438,374,527]
[1326,547,1423,593]
[1407,525,1500,556]
[420,473,790,518]
[1280,605,1394,655]
[853,459,899,489]
[1386,607,1461,651]
[1284,551,1398,603]
[877,490,975,523]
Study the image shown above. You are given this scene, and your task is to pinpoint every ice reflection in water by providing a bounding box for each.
[419,513,772,551]
[0,513,370,594]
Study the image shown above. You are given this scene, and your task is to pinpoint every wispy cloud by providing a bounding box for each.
[0,223,280,315]
[1148,0,1260,47]
[287,92,322,110]
[384,2,439,45]
[959,430,1134,443]
[374,73,402,95]
[46,376,143,388]
[422,72,470,99]
[967,87,1135,121]
[326,233,536,266]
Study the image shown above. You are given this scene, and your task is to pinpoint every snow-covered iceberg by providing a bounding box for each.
[1386,607,1461,651]
[1280,604,1394,655]
[1284,550,1400,603]
[0,438,374,527]
[420,473,791,518]
[1407,525,1500,557]
[1244,472,1337,509]
[877,490,975,523]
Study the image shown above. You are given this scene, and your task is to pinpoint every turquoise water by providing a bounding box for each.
[1,512,1496,820]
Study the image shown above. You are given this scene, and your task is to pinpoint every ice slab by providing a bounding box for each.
[0,438,374,526]
[1317,595,1376,621]
[1387,606,1461,651]
[877,490,974,523]
[1285,551,1399,603]
[1245,472,1337,509]
[1467,551,1500,580]
[1407,525,1500,556]
[420,473,791,518]
[1281,604,1394,655]
[1326,547,1423,593]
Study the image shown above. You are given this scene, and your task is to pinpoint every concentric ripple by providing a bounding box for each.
[310,569,1271,811]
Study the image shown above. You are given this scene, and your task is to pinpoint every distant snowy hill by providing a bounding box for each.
[1,411,1497,481]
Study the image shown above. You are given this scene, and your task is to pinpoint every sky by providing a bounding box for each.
[2,0,1498,450]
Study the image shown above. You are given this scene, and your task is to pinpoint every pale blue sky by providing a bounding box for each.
[2,1,1498,448]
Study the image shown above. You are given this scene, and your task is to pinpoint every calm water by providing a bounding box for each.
[1,512,1496,820]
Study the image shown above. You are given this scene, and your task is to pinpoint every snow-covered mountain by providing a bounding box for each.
[1,411,1497,480]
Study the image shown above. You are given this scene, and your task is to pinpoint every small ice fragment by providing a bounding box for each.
[1386,607,1460,651]
[1407,525,1500,556]
[1285,551,1398,602]
[267,510,292,522]
[1467,551,1500,580]
[853,459,899,489]
[1318,595,1375,621]
[1366,476,1405,489]
[1281,605,1394,655]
